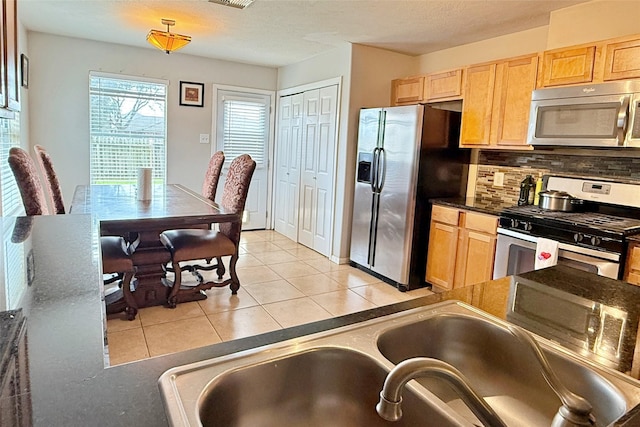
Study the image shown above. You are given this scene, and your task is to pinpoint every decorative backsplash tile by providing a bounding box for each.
[475,165,549,205]
[473,150,640,203]
[479,151,640,180]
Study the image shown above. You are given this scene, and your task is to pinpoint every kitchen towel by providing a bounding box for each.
[137,167,153,201]
[534,237,559,270]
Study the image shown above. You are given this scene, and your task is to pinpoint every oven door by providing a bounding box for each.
[493,228,620,279]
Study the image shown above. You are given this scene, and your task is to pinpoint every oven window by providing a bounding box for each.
[507,244,600,276]
[506,245,535,276]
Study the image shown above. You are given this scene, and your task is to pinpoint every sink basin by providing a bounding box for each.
[196,347,458,427]
[159,301,640,426]
[377,312,627,426]
[162,347,460,427]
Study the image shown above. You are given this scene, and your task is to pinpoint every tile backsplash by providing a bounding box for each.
[473,150,640,203]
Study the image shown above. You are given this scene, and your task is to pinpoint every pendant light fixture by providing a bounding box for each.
[147,19,191,54]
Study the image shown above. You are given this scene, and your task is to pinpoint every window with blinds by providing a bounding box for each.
[89,73,167,184]
[0,113,22,216]
[221,94,268,166]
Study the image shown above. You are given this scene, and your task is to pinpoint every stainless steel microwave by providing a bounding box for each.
[527,80,640,147]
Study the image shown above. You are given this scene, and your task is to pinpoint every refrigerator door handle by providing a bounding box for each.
[377,147,387,192]
[371,147,379,193]
[370,192,380,266]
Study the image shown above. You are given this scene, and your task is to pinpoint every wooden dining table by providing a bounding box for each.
[70,184,241,308]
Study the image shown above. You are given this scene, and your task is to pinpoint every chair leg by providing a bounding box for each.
[167,260,182,308]
[121,271,138,320]
[216,256,225,279]
[229,253,240,294]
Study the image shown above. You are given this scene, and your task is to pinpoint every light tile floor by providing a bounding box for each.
[106,230,434,365]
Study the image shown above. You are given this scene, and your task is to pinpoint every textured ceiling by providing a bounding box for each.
[20,0,588,68]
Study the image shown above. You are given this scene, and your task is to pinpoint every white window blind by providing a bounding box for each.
[89,74,167,184]
[0,113,22,216]
[221,96,268,166]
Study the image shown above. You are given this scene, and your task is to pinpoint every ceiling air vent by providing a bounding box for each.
[209,0,254,9]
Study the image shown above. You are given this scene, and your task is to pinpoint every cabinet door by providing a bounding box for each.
[603,38,640,81]
[455,229,497,288]
[460,63,496,146]
[3,0,18,111]
[390,76,424,106]
[492,55,538,146]
[625,242,640,286]
[426,221,459,290]
[424,69,463,102]
[541,46,596,87]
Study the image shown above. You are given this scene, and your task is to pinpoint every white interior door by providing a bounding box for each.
[214,89,273,230]
[298,85,338,256]
[274,93,302,240]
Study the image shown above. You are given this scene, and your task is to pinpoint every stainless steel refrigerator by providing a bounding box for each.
[350,104,469,291]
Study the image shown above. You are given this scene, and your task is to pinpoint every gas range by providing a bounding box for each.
[500,205,640,254]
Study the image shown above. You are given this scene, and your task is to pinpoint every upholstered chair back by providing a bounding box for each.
[201,151,225,202]
[8,147,50,216]
[219,154,256,244]
[33,144,66,214]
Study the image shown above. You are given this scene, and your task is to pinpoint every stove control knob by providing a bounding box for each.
[510,219,519,228]
[574,233,584,243]
[591,236,601,246]
[523,222,533,231]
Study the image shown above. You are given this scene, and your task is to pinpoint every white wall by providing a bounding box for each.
[547,0,640,49]
[27,32,277,203]
[342,44,417,259]
[276,44,417,262]
[417,0,640,74]
[277,45,353,262]
[417,26,549,73]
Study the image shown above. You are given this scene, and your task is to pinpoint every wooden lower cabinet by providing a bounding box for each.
[454,229,497,288]
[625,241,640,286]
[426,205,498,291]
[426,221,459,290]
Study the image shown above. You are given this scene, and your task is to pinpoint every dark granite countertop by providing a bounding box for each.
[1,215,640,425]
[431,197,514,216]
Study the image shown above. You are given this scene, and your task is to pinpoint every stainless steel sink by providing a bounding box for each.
[159,301,640,426]
[197,347,460,426]
[377,312,628,426]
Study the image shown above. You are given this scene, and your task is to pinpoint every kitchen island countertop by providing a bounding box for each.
[1,214,640,425]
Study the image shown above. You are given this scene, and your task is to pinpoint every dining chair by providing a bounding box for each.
[8,147,50,216]
[33,144,66,214]
[26,145,139,320]
[202,151,225,201]
[160,154,256,308]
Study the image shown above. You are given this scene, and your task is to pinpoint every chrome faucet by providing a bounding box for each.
[507,324,596,427]
[375,357,508,427]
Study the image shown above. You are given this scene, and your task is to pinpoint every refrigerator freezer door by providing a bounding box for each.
[350,108,383,268]
[370,105,423,284]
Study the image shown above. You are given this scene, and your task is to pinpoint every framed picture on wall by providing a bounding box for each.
[20,54,28,88]
[179,81,204,107]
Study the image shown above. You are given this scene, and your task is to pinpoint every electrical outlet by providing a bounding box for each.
[494,172,504,187]
[199,134,210,144]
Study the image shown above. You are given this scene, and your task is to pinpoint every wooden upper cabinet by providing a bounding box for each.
[492,54,539,146]
[459,63,496,146]
[424,69,463,102]
[460,55,536,149]
[540,45,596,87]
[0,0,18,117]
[390,76,425,106]
[603,38,640,81]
